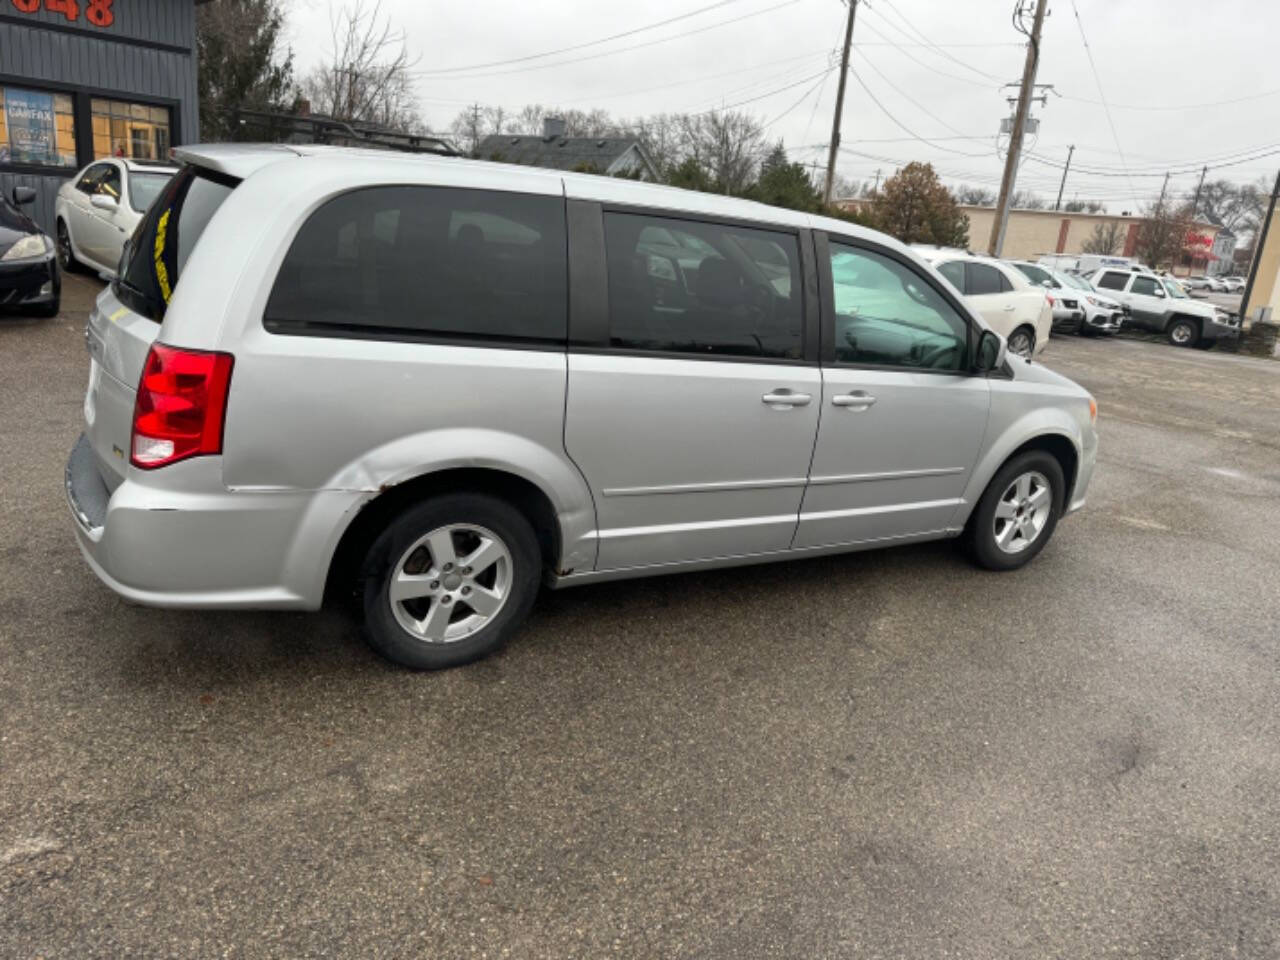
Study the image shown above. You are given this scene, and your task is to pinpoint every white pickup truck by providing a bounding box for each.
[1087,267,1240,348]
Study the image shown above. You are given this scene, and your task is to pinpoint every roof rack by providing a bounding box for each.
[232,108,459,156]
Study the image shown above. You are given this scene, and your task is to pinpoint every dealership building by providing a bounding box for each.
[0,0,202,234]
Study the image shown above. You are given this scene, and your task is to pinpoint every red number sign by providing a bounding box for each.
[9,0,112,27]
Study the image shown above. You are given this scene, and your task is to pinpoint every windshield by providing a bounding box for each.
[1059,272,1094,292]
[128,171,175,213]
[115,166,238,322]
[1162,278,1189,299]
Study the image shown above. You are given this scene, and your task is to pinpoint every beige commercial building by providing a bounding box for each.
[835,199,1225,276]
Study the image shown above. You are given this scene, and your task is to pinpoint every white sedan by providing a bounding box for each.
[914,249,1053,357]
[55,157,177,278]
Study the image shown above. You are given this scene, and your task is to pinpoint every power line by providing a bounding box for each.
[846,61,994,158]
[1025,144,1280,178]
[1066,0,1137,207]
[763,67,835,129]
[873,0,1007,83]
[413,0,744,75]
[855,46,982,140]
[1057,85,1280,112]
[408,0,802,81]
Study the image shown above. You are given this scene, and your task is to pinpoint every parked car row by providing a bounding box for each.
[1182,274,1245,293]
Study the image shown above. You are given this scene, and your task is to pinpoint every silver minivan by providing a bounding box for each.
[67,144,1097,669]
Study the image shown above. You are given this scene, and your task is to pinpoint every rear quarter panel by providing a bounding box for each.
[177,158,597,574]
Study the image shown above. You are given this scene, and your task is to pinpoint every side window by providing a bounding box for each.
[603,212,802,359]
[264,186,567,344]
[1131,276,1161,297]
[937,260,966,293]
[1096,271,1129,290]
[76,164,107,194]
[829,243,968,372]
[967,262,1007,296]
[95,165,122,201]
[1014,263,1055,287]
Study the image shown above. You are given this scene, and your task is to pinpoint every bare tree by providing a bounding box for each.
[1063,199,1106,213]
[677,110,764,195]
[1081,221,1125,254]
[1011,190,1046,210]
[955,185,996,206]
[303,0,423,133]
[450,103,486,155]
[1135,197,1193,268]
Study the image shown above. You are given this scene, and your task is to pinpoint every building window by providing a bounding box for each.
[0,86,77,168]
[91,99,171,161]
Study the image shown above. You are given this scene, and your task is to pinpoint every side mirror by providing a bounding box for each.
[11,186,36,206]
[975,329,1007,373]
[1152,286,1166,298]
[90,193,119,212]
[1041,279,1056,289]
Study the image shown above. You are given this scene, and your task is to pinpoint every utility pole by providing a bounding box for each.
[872,167,882,192]
[822,0,858,208]
[988,0,1049,256]
[1157,171,1170,207]
[1239,168,1280,327]
[1191,165,1208,218]
[1053,144,1074,211]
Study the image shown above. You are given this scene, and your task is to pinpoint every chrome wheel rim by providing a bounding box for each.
[993,470,1051,554]
[1008,331,1033,357]
[388,523,513,643]
[1171,323,1193,344]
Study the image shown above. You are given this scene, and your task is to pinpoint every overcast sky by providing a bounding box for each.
[284,0,1280,212]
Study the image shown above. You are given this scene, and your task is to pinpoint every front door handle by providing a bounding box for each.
[1003,304,1016,311]
[832,391,877,410]
[762,390,812,407]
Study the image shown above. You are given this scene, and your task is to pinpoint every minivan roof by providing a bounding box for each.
[170,142,897,248]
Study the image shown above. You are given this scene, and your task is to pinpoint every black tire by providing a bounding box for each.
[1166,316,1199,347]
[965,450,1065,571]
[55,219,81,274]
[1007,326,1036,358]
[360,493,541,670]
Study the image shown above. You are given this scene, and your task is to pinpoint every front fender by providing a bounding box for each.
[954,405,1087,528]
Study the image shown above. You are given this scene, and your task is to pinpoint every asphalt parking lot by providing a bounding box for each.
[3,274,1279,958]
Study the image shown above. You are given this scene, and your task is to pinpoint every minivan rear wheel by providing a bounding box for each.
[361,493,541,669]
[965,451,1065,571]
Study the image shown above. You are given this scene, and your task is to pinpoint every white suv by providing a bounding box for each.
[914,250,1053,357]
[66,144,1098,669]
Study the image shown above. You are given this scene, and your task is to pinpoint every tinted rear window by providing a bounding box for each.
[264,186,567,345]
[115,166,237,322]
[1096,271,1129,290]
[967,262,1010,296]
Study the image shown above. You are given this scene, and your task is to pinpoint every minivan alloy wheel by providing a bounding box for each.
[388,523,513,643]
[993,470,1051,554]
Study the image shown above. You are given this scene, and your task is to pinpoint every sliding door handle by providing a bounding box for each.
[832,391,877,410]
[762,390,812,407]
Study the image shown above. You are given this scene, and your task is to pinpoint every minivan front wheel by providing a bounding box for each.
[362,493,541,669]
[966,451,1065,571]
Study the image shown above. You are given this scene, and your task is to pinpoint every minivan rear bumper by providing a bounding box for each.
[66,434,345,610]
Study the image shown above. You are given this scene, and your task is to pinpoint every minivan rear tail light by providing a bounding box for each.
[130,344,234,469]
